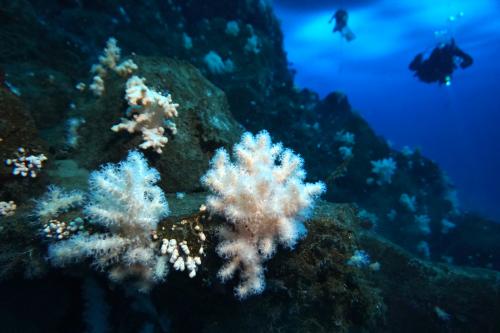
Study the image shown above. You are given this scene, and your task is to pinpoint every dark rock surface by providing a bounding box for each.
[361,232,500,332]
[1,194,499,332]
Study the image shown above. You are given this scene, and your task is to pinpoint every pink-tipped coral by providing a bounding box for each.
[202,130,325,298]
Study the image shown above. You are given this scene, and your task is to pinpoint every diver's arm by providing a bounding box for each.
[409,53,423,70]
[454,48,474,68]
[329,13,335,23]
[342,27,356,42]
[460,53,473,68]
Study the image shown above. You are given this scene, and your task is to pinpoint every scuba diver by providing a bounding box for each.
[329,9,356,42]
[409,38,473,85]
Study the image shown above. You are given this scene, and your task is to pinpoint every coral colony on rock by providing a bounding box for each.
[201,130,325,298]
[0,1,499,332]
[48,151,171,291]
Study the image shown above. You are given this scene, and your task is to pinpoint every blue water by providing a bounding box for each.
[275,0,500,220]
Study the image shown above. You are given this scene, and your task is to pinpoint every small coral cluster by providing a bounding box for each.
[225,21,240,36]
[347,250,371,268]
[335,130,355,161]
[5,147,47,178]
[48,151,170,291]
[400,193,417,212]
[441,218,456,234]
[203,51,235,74]
[415,214,431,235]
[417,240,431,258]
[87,37,138,96]
[0,201,16,217]
[370,157,397,185]
[66,117,86,148]
[155,209,207,279]
[34,185,86,240]
[160,237,202,278]
[338,146,353,160]
[243,25,261,54]
[42,217,85,240]
[357,209,379,227]
[202,131,325,298]
[244,35,260,54]
[335,130,356,145]
[111,76,179,154]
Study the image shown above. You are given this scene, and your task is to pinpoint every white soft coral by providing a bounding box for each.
[48,151,169,291]
[111,76,179,154]
[89,37,138,96]
[201,130,325,298]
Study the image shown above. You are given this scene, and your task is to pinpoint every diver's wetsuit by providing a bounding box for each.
[409,39,473,84]
[329,9,355,41]
[331,10,348,33]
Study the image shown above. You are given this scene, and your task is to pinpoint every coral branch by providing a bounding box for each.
[111,76,179,154]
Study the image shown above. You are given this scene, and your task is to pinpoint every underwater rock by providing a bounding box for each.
[102,196,386,332]
[0,1,87,75]
[433,212,500,270]
[360,232,500,332]
[164,201,500,332]
[46,159,89,191]
[3,193,499,332]
[163,197,500,332]
[0,202,48,281]
[0,191,381,332]
[74,56,243,192]
[0,272,80,332]
[3,65,75,130]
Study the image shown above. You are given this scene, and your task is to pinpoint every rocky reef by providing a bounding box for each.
[2,194,499,332]
[0,0,500,332]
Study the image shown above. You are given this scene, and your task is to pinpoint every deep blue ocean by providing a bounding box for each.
[275,0,500,220]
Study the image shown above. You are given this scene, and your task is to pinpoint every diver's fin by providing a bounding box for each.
[341,27,356,42]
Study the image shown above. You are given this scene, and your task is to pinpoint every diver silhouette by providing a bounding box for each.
[409,39,473,85]
[329,9,356,42]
